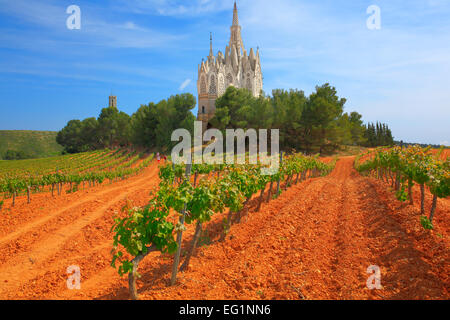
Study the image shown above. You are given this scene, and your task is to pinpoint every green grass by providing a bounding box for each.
[0,130,63,159]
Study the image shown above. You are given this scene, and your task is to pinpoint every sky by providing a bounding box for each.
[0,0,449,145]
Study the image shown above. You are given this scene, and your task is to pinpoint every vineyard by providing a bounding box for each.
[355,146,449,229]
[0,147,448,300]
[0,149,154,207]
[110,154,337,299]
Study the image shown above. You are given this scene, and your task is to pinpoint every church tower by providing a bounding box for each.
[109,95,117,108]
[197,1,263,131]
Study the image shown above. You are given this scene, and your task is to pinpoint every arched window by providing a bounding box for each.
[202,106,206,114]
[209,75,217,94]
[200,76,207,94]
[218,74,225,96]
[226,73,233,87]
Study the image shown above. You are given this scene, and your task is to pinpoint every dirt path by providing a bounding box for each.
[0,157,448,300]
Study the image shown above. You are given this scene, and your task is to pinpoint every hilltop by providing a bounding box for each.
[0,130,63,159]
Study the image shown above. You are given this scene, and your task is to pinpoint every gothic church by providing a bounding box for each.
[197,2,263,131]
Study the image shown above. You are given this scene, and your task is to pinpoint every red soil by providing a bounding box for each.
[0,157,448,300]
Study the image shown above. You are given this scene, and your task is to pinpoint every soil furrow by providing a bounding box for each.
[0,156,448,300]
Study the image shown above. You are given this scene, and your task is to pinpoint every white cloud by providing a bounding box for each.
[0,0,185,49]
[179,78,192,90]
[121,0,232,17]
[123,21,138,30]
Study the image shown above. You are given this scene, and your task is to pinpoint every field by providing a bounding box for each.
[0,130,63,159]
[0,149,448,300]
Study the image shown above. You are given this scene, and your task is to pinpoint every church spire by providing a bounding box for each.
[232,1,239,26]
[209,32,213,57]
[229,1,244,56]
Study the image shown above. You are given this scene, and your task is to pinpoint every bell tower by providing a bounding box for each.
[108,95,117,108]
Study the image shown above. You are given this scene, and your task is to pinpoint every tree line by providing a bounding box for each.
[57,94,195,154]
[210,84,393,154]
[56,84,394,155]
[364,122,394,148]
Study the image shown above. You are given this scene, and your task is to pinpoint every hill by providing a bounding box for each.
[0,130,63,159]
[394,140,449,149]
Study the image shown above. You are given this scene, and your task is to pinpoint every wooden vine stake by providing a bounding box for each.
[276,151,283,196]
[180,172,200,272]
[27,186,31,204]
[170,163,192,286]
[257,186,265,212]
[266,180,274,203]
[180,221,202,272]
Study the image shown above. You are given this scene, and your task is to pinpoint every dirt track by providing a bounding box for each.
[0,157,448,300]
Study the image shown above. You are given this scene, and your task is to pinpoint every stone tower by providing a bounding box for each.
[109,95,117,108]
[197,1,263,131]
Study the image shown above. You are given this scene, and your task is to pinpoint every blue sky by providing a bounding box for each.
[0,0,449,145]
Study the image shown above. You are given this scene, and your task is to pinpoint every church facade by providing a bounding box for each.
[197,2,263,131]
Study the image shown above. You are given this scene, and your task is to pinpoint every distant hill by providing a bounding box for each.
[0,130,63,159]
[394,140,449,149]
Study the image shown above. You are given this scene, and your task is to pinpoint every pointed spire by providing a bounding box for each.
[229,1,244,57]
[249,47,255,60]
[256,47,261,66]
[225,45,230,61]
[209,32,213,57]
[232,1,239,26]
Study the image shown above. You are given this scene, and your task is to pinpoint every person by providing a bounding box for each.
[156,152,160,162]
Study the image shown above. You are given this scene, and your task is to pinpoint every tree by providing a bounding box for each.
[116,112,132,147]
[57,119,85,153]
[130,93,196,151]
[81,117,100,150]
[301,84,346,153]
[271,89,306,151]
[3,150,30,160]
[348,112,367,145]
[334,113,353,146]
[131,103,158,148]
[211,86,254,130]
[97,107,120,148]
[363,122,394,147]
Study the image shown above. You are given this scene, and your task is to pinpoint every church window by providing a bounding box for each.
[200,76,207,94]
[218,74,225,96]
[226,73,233,87]
[209,75,217,94]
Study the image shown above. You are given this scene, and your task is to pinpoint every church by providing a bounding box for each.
[197,2,263,131]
